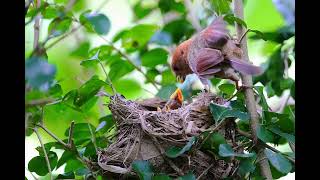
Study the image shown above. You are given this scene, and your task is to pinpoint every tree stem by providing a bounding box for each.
[34,128,53,180]
[233,0,273,179]
[33,0,41,49]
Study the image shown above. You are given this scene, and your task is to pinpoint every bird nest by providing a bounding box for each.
[97,92,243,179]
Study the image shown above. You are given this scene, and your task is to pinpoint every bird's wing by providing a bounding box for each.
[194,48,224,74]
[228,58,263,75]
[201,16,230,49]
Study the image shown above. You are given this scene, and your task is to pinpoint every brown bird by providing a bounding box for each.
[171,16,263,90]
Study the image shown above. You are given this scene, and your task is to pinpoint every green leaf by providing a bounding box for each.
[109,60,134,81]
[158,0,186,13]
[263,111,294,133]
[42,6,60,19]
[55,171,75,179]
[146,69,159,83]
[152,174,172,180]
[80,49,100,67]
[265,82,275,98]
[238,157,256,177]
[25,57,56,91]
[177,172,196,180]
[249,29,267,41]
[219,144,255,158]
[268,127,295,143]
[264,149,292,174]
[201,132,226,152]
[48,17,72,37]
[224,14,247,28]
[71,41,90,58]
[210,0,231,15]
[35,142,56,157]
[218,83,236,97]
[96,114,115,134]
[80,10,111,35]
[28,151,58,176]
[64,159,85,173]
[74,75,108,107]
[64,123,96,141]
[254,86,269,111]
[56,151,75,169]
[122,24,159,50]
[163,19,195,43]
[161,70,176,85]
[141,48,169,67]
[280,78,294,90]
[256,124,274,143]
[209,103,249,122]
[132,160,154,180]
[133,1,155,20]
[75,167,90,176]
[149,31,172,45]
[165,137,196,158]
[156,84,177,100]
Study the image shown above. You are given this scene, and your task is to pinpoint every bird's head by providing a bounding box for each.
[171,39,193,83]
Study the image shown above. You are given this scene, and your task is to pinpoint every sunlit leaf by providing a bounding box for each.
[141,48,168,68]
[28,151,58,176]
[48,17,72,37]
[80,10,111,35]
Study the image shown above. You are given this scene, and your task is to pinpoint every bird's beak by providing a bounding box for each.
[176,76,184,83]
[169,88,183,103]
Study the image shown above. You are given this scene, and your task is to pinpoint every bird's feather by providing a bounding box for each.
[228,58,263,75]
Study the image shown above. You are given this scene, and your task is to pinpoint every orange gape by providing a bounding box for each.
[162,88,184,111]
[170,16,263,89]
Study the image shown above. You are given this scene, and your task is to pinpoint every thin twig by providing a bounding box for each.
[25,98,56,108]
[64,0,77,12]
[33,0,41,49]
[45,25,82,50]
[289,142,295,153]
[68,121,75,146]
[196,163,214,180]
[88,122,98,153]
[236,128,295,164]
[97,35,160,90]
[28,170,39,180]
[233,0,273,179]
[198,120,226,148]
[34,128,53,180]
[238,29,250,44]
[98,60,116,94]
[36,124,68,147]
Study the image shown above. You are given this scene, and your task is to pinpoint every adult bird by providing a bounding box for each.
[170,16,263,91]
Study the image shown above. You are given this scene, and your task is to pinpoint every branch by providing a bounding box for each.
[36,124,68,147]
[196,163,214,180]
[45,25,82,50]
[233,0,273,179]
[34,128,53,180]
[236,128,295,164]
[98,60,116,94]
[67,121,75,147]
[25,98,56,108]
[33,0,41,49]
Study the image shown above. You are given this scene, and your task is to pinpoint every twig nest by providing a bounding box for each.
[98,92,241,179]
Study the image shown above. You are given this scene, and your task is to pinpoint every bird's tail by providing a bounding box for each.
[228,58,263,75]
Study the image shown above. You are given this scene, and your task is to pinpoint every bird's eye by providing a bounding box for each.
[181,51,184,55]
[173,66,179,71]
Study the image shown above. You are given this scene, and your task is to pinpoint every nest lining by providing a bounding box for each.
[97,92,243,179]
